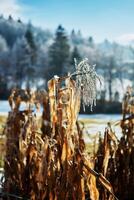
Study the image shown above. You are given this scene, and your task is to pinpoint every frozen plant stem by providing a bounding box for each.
[70,58,100,111]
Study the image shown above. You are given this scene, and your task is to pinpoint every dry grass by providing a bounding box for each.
[0,116,7,132]
[0,115,7,168]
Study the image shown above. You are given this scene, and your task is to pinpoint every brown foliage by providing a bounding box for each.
[1,77,117,200]
[96,86,134,200]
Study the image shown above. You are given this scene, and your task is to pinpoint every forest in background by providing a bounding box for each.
[0,15,134,113]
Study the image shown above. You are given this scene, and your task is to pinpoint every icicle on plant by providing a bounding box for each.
[70,58,100,111]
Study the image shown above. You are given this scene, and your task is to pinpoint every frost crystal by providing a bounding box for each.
[71,58,100,111]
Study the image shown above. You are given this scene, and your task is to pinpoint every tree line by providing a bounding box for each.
[0,15,134,102]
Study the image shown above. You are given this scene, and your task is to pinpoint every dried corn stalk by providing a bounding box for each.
[96,88,134,200]
[2,60,117,200]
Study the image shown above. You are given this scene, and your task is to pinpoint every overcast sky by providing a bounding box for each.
[0,0,134,44]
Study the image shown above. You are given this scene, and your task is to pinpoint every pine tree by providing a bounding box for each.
[70,29,83,45]
[70,46,81,65]
[70,29,77,44]
[25,23,36,64]
[88,36,94,48]
[12,37,31,88]
[49,25,70,77]
[17,18,22,23]
[25,23,37,88]
[8,15,13,21]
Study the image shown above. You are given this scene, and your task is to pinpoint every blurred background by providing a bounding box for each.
[0,0,134,113]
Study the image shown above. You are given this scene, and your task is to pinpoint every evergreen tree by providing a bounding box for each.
[88,36,94,48]
[70,29,83,45]
[12,37,31,88]
[70,29,77,44]
[70,46,81,65]
[17,18,22,23]
[8,15,13,21]
[49,25,70,77]
[25,23,36,64]
[25,23,37,88]
[69,46,81,74]
[76,30,83,44]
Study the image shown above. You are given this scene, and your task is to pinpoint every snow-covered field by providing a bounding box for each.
[79,114,122,140]
[0,101,122,139]
[0,101,10,115]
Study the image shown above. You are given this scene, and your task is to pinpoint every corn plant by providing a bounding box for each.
[1,59,117,200]
[95,86,134,200]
